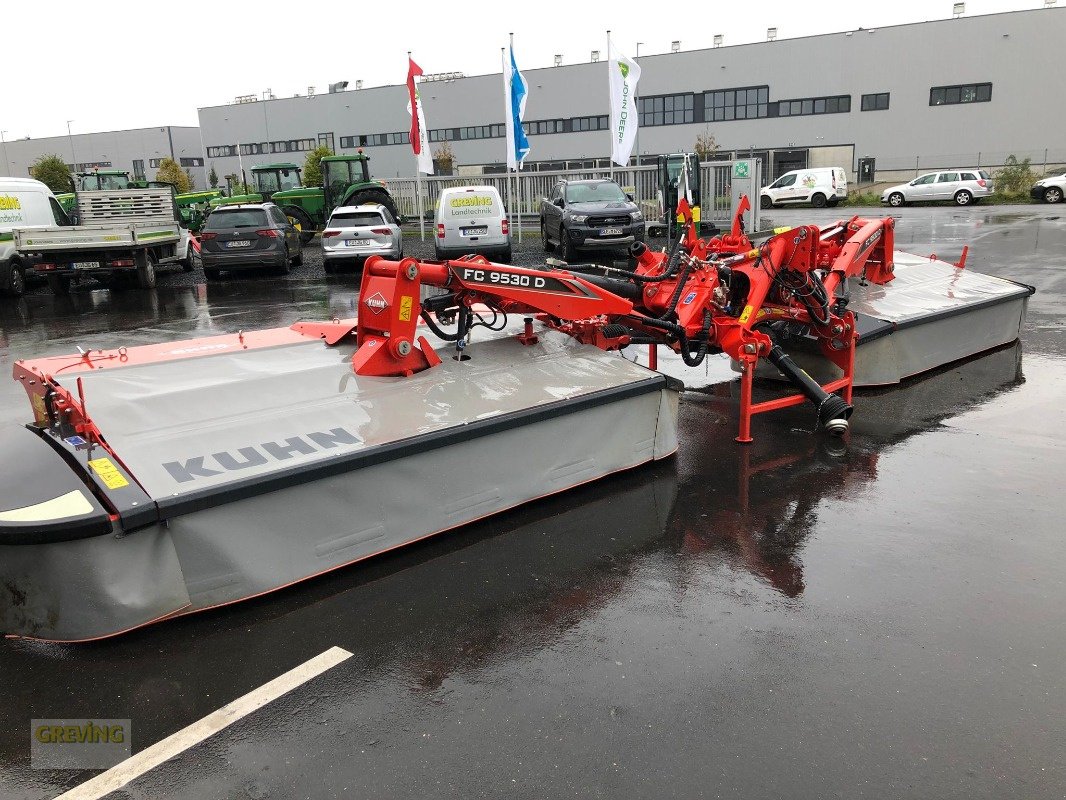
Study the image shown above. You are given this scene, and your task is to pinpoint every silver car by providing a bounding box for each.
[881,170,994,207]
[322,204,403,273]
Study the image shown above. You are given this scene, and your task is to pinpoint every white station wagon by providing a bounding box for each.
[881,170,994,207]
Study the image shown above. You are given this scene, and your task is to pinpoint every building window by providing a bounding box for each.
[74,161,113,170]
[861,93,890,111]
[268,139,315,154]
[239,143,266,156]
[639,93,695,126]
[573,116,608,132]
[179,157,204,167]
[206,145,237,158]
[705,87,768,122]
[132,159,145,180]
[930,82,992,106]
[776,94,851,117]
[149,158,163,168]
[523,119,565,136]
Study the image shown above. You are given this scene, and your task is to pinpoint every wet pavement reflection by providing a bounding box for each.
[1,207,1064,799]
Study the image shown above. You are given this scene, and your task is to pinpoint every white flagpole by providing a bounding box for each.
[607,31,613,181]
[510,33,523,245]
[502,46,513,243]
[416,171,424,241]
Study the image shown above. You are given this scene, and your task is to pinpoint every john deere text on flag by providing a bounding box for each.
[608,40,641,166]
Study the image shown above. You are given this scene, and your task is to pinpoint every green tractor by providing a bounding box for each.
[209,154,398,243]
[273,154,399,243]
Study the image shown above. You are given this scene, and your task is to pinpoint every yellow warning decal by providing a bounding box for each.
[739,305,754,324]
[399,295,413,322]
[88,457,129,490]
[30,393,48,426]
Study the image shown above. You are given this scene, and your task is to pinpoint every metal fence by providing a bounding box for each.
[384,161,744,227]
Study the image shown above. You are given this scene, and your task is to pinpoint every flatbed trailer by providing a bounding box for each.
[16,187,192,294]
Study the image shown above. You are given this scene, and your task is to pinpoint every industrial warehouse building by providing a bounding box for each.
[2,8,1062,190]
[1,127,206,188]
[197,7,1064,184]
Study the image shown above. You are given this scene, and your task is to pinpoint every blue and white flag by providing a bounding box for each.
[503,44,531,170]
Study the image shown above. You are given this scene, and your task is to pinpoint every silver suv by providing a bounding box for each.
[881,170,994,207]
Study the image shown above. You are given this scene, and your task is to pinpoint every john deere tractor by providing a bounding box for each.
[273,154,399,243]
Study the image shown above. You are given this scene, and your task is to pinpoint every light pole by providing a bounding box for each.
[1,130,10,175]
[634,43,643,167]
[66,120,76,168]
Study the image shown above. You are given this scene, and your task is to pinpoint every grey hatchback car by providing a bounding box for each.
[199,203,303,280]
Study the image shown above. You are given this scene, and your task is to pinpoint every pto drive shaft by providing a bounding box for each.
[765,345,853,435]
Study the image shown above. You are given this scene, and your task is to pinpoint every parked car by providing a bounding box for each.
[1030,171,1066,204]
[322,204,403,273]
[199,203,302,280]
[759,167,847,209]
[881,170,993,207]
[540,179,643,260]
[435,185,510,263]
[0,177,68,297]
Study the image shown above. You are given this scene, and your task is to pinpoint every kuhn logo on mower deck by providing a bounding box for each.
[365,293,389,314]
[162,426,361,484]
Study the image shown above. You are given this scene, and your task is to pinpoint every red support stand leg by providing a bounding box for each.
[735,356,755,444]
[648,343,658,371]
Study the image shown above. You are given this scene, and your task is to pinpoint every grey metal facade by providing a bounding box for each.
[197,8,1065,184]
[1,127,206,189]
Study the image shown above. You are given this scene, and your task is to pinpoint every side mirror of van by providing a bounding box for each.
[554,197,565,208]
[626,193,634,201]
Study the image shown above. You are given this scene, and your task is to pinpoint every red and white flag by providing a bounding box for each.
[407,58,433,175]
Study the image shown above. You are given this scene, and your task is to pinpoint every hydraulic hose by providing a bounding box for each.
[765,344,852,435]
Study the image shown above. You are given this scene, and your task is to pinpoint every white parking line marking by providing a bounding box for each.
[55,646,353,800]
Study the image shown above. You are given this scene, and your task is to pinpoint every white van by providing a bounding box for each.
[1,177,69,296]
[760,167,848,209]
[435,185,511,263]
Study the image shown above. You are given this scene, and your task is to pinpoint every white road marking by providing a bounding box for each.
[56,646,353,799]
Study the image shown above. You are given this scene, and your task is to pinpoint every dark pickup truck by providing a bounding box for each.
[540,179,644,260]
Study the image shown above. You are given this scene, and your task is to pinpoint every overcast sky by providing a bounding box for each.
[1,0,1035,140]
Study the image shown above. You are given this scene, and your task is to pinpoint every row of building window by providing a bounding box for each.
[68,161,113,171]
[778,95,851,117]
[930,82,992,106]
[201,81,991,161]
[206,139,316,158]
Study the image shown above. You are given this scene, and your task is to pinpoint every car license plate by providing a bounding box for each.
[344,239,370,247]
[72,261,100,270]
[461,227,488,237]
[226,240,251,248]
[601,228,623,236]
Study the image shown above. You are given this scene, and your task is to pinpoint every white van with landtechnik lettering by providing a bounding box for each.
[0,178,69,296]
[760,167,848,209]
[435,185,511,263]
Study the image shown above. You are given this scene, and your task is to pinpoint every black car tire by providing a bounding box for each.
[292,243,304,266]
[2,259,25,297]
[759,195,773,210]
[888,192,906,207]
[497,247,512,264]
[954,190,973,206]
[1044,186,1063,204]
[136,253,156,289]
[541,221,553,251]
[811,193,827,209]
[276,249,291,275]
[557,227,571,262]
[204,268,221,280]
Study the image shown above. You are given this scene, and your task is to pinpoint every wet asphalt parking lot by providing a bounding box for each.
[0,205,1064,799]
